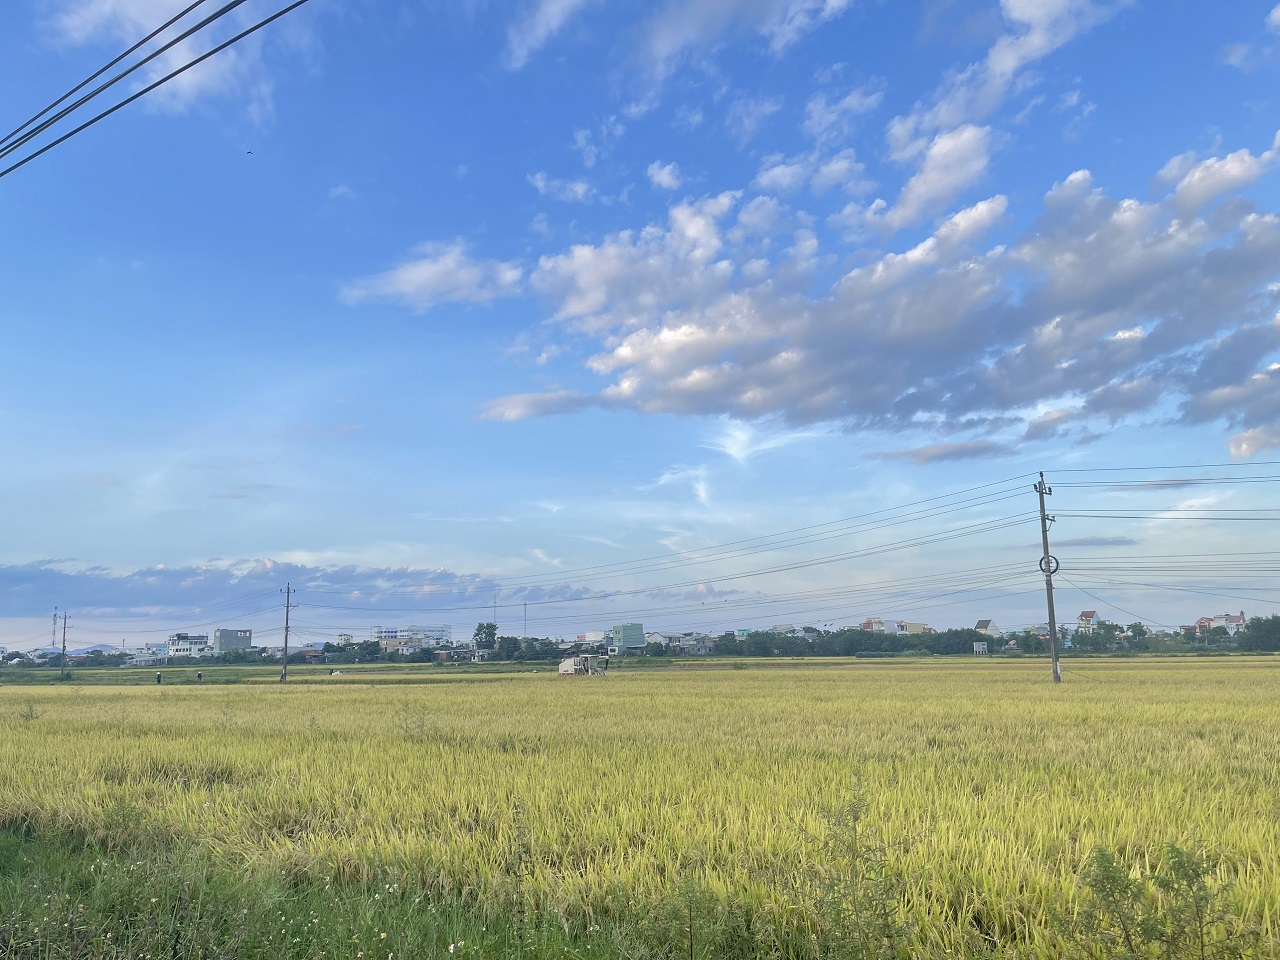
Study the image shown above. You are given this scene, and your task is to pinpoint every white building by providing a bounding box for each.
[1194,612,1247,637]
[371,625,451,654]
[167,633,214,658]
[861,617,905,633]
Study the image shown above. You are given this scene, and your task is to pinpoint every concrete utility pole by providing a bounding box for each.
[281,582,292,684]
[523,601,528,640]
[1035,472,1062,684]
[59,612,68,681]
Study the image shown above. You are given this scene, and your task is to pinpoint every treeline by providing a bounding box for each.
[1049,615,1280,655]
[710,627,992,657]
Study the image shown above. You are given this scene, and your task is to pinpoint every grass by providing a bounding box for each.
[2,658,1278,956]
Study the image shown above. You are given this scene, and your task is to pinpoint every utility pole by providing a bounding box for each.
[493,593,497,636]
[523,601,528,640]
[1035,472,1062,684]
[281,582,293,684]
[59,612,68,681]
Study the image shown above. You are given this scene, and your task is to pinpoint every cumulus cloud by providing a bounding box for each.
[506,0,594,69]
[872,1,1124,243]
[754,148,870,195]
[1230,425,1280,457]
[647,160,683,189]
[1270,3,1280,32]
[342,241,522,312]
[1171,135,1279,214]
[465,136,1280,459]
[868,124,993,231]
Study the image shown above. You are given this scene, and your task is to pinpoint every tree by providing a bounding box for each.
[473,622,497,649]
[1237,615,1280,651]
[494,635,521,660]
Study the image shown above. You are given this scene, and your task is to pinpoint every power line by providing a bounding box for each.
[1056,576,1173,630]
[0,0,317,181]
[302,482,1037,596]
[0,0,218,153]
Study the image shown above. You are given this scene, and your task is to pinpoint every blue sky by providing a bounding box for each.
[2,0,1280,649]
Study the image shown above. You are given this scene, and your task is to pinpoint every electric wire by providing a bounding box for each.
[0,0,316,181]
[0,0,215,151]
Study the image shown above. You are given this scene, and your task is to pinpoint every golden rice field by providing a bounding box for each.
[2,657,1279,955]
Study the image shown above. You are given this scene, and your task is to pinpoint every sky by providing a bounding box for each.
[2,0,1280,651]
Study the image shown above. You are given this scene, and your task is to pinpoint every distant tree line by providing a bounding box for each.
[711,627,993,658]
[7,616,1279,669]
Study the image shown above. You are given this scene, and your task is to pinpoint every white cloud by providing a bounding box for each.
[342,241,523,312]
[528,171,595,202]
[754,154,810,192]
[505,0,594,70]
[1230,425,1280,457]
[1170,136,1279,214]
[476,136,1280,460]
[647,160,683,190]
[641,0,854,78]
[48,0,290,113]
[726,95,784,145]
[527,191,741,333]
[753,148,870,196]
[869,124,993,232]
[705,419,824,462]
[802,83,883,141]
[1270,4,1280,32]
[1154,151,1198,186]
[1221,42,1257,72]
[654,464,711,505]
[886,0,1126,159]
[810,148,871,194]
[328,184,356,201]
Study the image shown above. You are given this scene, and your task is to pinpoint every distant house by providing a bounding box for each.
[896,622,930,635]
[974,619,1001,637]
[1077,611,1100,633]
[1194,611,1247,638]
[671,635,714,656]
[973,641,988,655]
